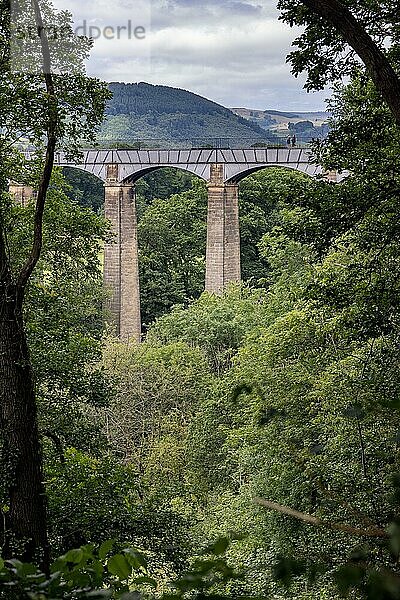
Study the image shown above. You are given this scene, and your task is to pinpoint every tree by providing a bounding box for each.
[139,77,400,597]
[148,286,273,375]
[138,168,328,327]
[278,0,400,125]
[20,175,111,454]
[62,168,105,213]
[136,168,195,207]
[138,181,207,327]
[0,0,109,564]
[206,85,400,597]
[102,340,211,474]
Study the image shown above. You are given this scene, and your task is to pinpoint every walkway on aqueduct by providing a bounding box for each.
[14,142,339,343]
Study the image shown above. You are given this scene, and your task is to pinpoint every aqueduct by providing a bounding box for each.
[12,146,338,343]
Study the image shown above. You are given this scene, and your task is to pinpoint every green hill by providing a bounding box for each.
[99,82,274,146]
[231,107,330,141]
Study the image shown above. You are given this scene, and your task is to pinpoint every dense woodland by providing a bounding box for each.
[1,0,400,598]
[100,83,271,145]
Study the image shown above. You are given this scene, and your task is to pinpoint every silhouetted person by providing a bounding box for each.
[286,135,291,147]
[291,135,297,147]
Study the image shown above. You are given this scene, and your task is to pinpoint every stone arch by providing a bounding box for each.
[120,164,207,185]
[52,147,326,185]
[119,163,209,184]
[19,148,341,343]
[225,162,322,184]
[61,166,106,213]
[61,165,105,182]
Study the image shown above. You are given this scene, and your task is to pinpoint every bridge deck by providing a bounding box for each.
[33,146,322,183]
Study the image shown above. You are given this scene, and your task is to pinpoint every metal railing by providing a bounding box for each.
[92,137,313,150]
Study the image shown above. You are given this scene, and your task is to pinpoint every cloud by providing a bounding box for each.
[52,0,329,110]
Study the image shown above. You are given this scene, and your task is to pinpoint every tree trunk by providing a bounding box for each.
[0,0,55,568]
[0,276,49,567]
[300,0,400,126]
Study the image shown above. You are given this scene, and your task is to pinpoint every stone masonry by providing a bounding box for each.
[104,164,141,343]
[205,164,241,293]
[17,146,343,341]
[8,183,34,206]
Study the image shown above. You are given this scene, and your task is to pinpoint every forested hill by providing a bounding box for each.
[99,82,270,144]
[231,107,330,140]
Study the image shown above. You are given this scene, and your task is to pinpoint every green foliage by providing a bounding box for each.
[62,168,105,213]
[46,449,138,552]
[101,82,268,143]
[138,181,207,327]
[148,285,272,374]
[0,542,153,599]
[45,446,192,577]
[61,166,195,219]
[0,539,247,599]
[239,167,316,281]
[137,167,333,327]
[101,339,212,492]
[319,76,400,177]
[14,174,111,452]
[176,78,400,598]
[135,169,195,207]
[133,73,400,598]
[277,0,399,92]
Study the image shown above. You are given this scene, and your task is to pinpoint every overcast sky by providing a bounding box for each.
[53,0,329,111]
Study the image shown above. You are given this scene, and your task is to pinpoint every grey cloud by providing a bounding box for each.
[53,0,329,111]
[151,0,268,31]
[225,2,263,15]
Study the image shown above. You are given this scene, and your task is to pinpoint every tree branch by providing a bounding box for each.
[315,480,378,530]
[299,0,400,126]
[17,0,57,290]
[253,497,388,538]
[42,430,65,465]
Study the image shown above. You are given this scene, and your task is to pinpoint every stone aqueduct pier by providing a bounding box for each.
[13,146,336,343]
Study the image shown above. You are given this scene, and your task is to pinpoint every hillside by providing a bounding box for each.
[99,83,274,146]
[231,107,330,140]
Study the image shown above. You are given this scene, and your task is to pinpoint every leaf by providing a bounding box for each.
[107,554,132,580]
[6,559,25,575]
[124,548,147,569]
[212,538,229,556]
[64,548,85,564]
[81,544,95,558]
[132,575,157,588]
[98,539,115,561]
[17,562,37,577]
[88,559,105,580]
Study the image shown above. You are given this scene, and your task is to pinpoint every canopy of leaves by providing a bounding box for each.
[277,0,400,91]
